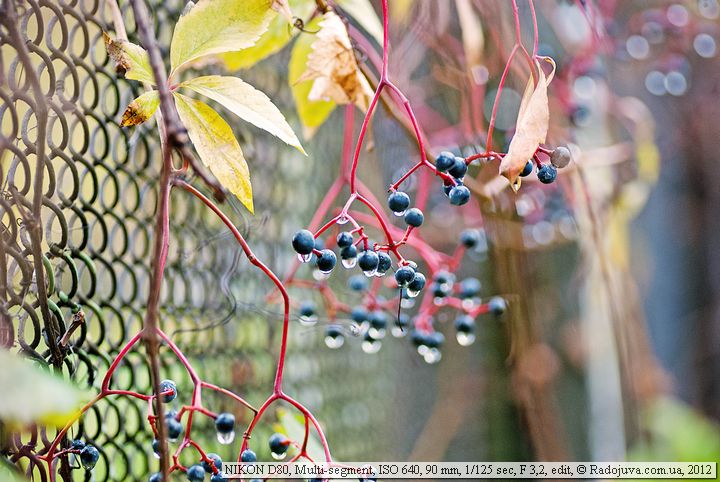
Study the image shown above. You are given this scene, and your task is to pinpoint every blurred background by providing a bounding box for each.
[1,0,720,480]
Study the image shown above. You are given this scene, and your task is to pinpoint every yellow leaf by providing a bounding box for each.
[0,350,88,428]
[170,0,275,76]
[296,12,374,111]
[289,17,336,137]
[180,75,305,154]
[173,93,254,213]
[500,60,555,184]
[120,90,160,126]
[103,32,155,84]
[335,0,384,45]
[222,0,315,70]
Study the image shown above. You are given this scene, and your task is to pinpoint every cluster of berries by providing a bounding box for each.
[434,151,472,205]
[520,146,572,184]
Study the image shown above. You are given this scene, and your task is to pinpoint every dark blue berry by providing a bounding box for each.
[292,229,316,255]
[210,475,224,482]
[376,252,392,274]
[348,275,368,291]
[425,331,445,348]
[167,418,184,439]
[215,413,235,433]
[150,473,163,482]
[395,313,409,328]
[449,185,471,206]
[326,324,343,338]
[336,231,354,248]
[351,306,369,323]
[435,151,455,172]
[165,410,178,419]
[520,160,533,177]
[459,278,481,298]
[71,439,85,451]
[537,164,557,184]
[358,250,379,272]
[550,146,571,168]
[202,453,222,473]
[159,379,177,403]
[431,282,450,298]
[80,444,100,470]
[408,272,426,292]
[340,245,357,260]
[387,191,410,213]
[404,208,424,227]
[454,315,476,333]
[394,266,416,286]
[152,438,161,456]
[433,271,452,285]
[315,249,337,273]
[448,157,468,178]
[369,311,387,330]
[410,330,429,347]
[488,296,507,315]
[240,449,257,463]
[460,229,480,248]
[299,301,316,318]
[186,464,206,481]
[269,433,289,455]
[443,183,453,197]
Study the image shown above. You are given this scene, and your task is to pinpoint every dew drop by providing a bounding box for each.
[271,451,287,460]
[456,332,476,346]
[313,269,329,280]
[362,269,377,277]
[392,209,407,217]
[374,270,386,277]
[361,339,382,354]
[392,326,406,338]
[325,334,345,349]
[423,348,442,364]
[433,297,448,306]
[217,431,235,445]
[406,288,420,298]
[298,253,312,263]
[152,452,160,459]
[342,257,357,268]
[299,314,318,327]
[368,327,386,339]
[461,298,477,310]
[417,345,429,356]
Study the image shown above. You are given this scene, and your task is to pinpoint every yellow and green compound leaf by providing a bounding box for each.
[170,0,275,76]
[103,32,155,84]
[180,75,305,154]
[173,92,254,213]
[288,17,336,138]
[120,90,160,126]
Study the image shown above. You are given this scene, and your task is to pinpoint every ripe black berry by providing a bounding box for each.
[387,191,411,214]
[404,208,424,227]
[520,160,533,177]
[358,250,379,274]
[407,272,426,293]
[351,306,369,323]
[336,231,354,248]
[241,449,257,463]
[376,252,392,274]
[425,331,445,348]
[215,413,235,434]
[348,275,368,291]
[79,444,100,470]
[152,438,160,456]
[159,379,177,403]
[202,453,222,473]
[211,474,225,482]
[167,417,184,440]
[394,266,416,286]
[454,315,475,333]
[292,229,315,255]
[71,439,85,451]
[459,277,481,298]
[460,229,480,248]
[488,296,507,315]
[435,151,455,172]
[150,472,163,482]
[186,464,205,481]
[269,433,289,457]
[448,157,468,179]
[299,300,316,319]
[537,164,557,184]
[316,249,337,273]
[449,185,471,205]
[550,146,571,168]
[443,183,453,197]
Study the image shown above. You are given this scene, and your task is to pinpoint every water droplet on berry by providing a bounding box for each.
[342,257,357,268]
[313,269,329,280]
[417,345,429,356]
[299,314,318,326]
[456,332,476,346]
[362,268,377,277]
[298,253,312,263]
[392,326,406,338]
[361,339,382,354]
[400,298,415,309]
[406,288,420,298]
[152,451,160,460]
[271,451,287,460]
[368,327,386,339]
[325,334,345,349]
[461,298,477,310]
[424,348,442,364]
[392,209,407,217]
[217,431,235,445]
[374,270,386,277]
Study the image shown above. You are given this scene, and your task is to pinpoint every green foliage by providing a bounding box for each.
[274,408,325,461]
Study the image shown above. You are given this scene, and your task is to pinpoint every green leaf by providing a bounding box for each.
[120,90,160,126]
[274,408,324,461]
[170,0,276,76]
[221,0,315,70]
[0,350,87,428]
[289,17,336,138]
[179,76,305,154]
[173,92,254,213]
[336,0,384,45]
[103,32,155,84]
